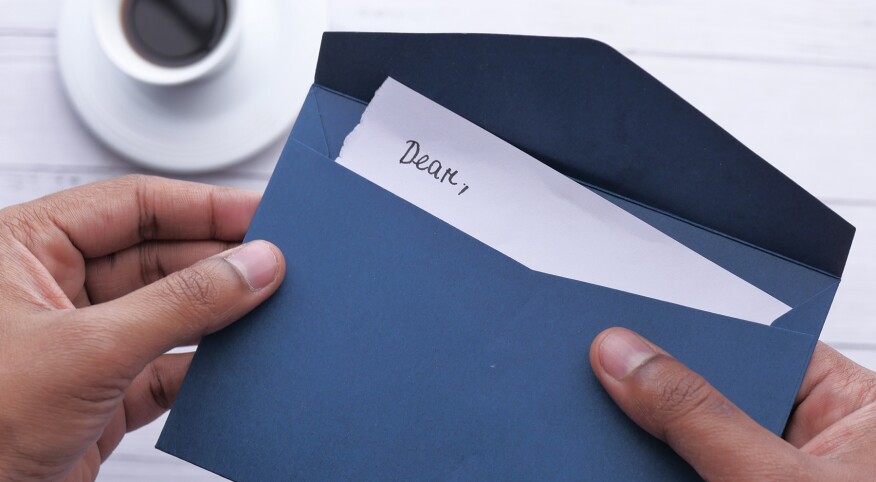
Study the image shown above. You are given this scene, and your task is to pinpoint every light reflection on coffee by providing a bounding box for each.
[122,0,228,67]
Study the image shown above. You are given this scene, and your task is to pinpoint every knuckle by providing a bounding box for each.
[105,174,166,241]
[114,173,159,189]
[138,242,168,286]
[0,204,49,247]
[655,369,711,416]
[164,264,220,313]
[148,362,172,411]
[636,357,730,430]
[824,354,875,399]
[846,369,876,409]
[133,176,160,241]
[635,358,741,445]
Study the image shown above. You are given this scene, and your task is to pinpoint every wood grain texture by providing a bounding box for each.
[0,0,873,480]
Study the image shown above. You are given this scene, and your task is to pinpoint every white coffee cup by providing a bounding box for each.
[91,0,242,86]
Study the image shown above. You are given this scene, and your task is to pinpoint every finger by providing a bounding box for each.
[96,354,194,461]
[795,342,854,404]
[787,342,876,447]
[84,240,239,304]
[801,401,876,459]
[76,240,284,376]
[15,175,260,258]
[590,328,806,480]
[123,352,194,432]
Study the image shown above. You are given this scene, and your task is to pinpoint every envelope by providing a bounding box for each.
[157,33,855,481]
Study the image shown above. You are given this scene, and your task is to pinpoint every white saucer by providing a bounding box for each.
[57,0,327,173]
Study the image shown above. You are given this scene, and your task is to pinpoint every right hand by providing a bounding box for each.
[590,328,876,480]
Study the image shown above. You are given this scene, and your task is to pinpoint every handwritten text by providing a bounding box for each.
[398,140,470,195]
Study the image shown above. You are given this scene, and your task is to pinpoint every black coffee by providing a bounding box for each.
[123,0,228,67]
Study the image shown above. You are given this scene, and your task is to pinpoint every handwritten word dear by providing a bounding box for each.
[399,140,470,195]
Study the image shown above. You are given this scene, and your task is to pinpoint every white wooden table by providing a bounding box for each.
[2,0,875,480]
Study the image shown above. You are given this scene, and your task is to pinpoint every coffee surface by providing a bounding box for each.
[123,0,228,67]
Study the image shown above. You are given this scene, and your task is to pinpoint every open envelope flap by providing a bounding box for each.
[293,84,841,338]
[313,32,854,279]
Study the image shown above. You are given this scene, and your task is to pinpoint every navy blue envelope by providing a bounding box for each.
[158,33,855,480]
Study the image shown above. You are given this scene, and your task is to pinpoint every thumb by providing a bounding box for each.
[80,240,284,374]
[590,328,806,480]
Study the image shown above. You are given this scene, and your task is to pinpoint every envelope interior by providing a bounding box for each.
[297,83,840,337]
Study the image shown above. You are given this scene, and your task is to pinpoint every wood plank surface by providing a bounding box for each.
[0,0,873,480]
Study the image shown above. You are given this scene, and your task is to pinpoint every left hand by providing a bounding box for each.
[0,175,285,481]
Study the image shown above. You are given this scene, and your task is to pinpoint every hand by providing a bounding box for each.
[0,176,286,481]
[591,328,876,480]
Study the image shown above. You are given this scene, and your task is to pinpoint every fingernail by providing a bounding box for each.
[599,329,657,380]
[225,241,278,291]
